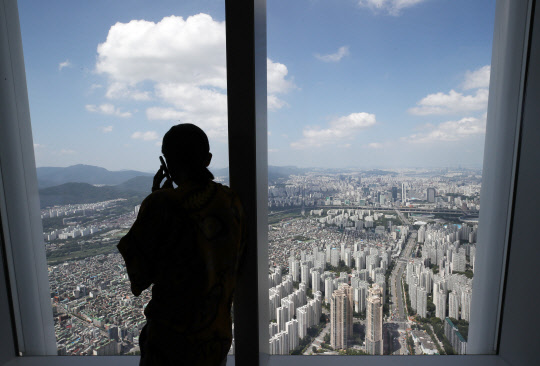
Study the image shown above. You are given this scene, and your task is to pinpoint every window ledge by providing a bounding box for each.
[4,355,511,366]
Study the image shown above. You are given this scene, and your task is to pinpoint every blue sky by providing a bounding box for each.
[19,0,495,171]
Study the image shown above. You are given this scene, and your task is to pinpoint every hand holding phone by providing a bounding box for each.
[152,156,173,192]
[159,156,172,181]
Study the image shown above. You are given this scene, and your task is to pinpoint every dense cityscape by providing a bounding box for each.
[42,167,480,356]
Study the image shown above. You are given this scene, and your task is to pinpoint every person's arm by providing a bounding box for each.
[117,196,159,296]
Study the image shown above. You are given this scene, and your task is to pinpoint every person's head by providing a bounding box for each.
[161,124,214,185]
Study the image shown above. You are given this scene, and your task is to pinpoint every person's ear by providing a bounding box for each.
[204,153,212,167]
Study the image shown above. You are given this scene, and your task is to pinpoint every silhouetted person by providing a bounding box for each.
[117,124,245,366]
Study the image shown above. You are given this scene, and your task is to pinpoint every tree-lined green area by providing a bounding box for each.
[448,318,469,341]
[406,334,416,355]
[453,270,474,279]
[290,318,326,355]
[420,324,444,354]
[339,348,369,355]
[43,197,146,264]
[326,260,353,274]
[268,209,303,225]
[47,242,119,265]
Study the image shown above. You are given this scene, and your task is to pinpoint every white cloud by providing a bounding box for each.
[409,88,488,116]
[147,83,228,139]
[291,112,376,149]
[105,82,152,101]
[406,116,486,143]
[96,15,295,139]
[85,103,132,118]
[367,142,383,149]
[268,95,288,110]
[463,65,491,90]
[60,149,76,155]
[315,46,350,62]
[58,60,72,71]
[267,58,296,94]
[409,65,491,116]
[131,131,159,141]
[33,143,45,149]
[96,15,227,88]
[101,125,113,133]
[358,0,427,16]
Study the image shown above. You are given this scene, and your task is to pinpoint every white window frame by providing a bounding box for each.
[1,0,538,365]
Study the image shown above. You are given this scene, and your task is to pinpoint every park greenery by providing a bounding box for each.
[406,334,416,355]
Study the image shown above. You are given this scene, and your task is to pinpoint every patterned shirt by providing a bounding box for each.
[117,180,246,365]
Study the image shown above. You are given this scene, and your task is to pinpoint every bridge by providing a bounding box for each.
[301,205,478,216]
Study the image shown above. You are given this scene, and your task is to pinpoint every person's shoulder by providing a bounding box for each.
[139,188,177,213]
[212,181,241,201]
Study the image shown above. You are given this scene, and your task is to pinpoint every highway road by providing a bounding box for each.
[389,231,417,322]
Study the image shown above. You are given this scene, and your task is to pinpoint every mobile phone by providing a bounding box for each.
[159,156,172,181]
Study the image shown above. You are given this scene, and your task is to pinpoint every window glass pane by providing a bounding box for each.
[19,0,232,356]
[267,0,494,356]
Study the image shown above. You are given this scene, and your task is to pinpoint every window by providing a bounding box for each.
[266,0,491,357]
[1,0,539,365]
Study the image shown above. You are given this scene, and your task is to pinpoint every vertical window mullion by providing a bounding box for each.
[225,0,269,365]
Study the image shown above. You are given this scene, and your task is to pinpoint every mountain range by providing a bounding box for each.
[36,164,308,208]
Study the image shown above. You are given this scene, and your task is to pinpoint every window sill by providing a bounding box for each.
[3,355,510,366]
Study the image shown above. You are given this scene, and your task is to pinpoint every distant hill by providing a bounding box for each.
[36,164,152,188]
[37,164,310,207]
[115,176,153,195]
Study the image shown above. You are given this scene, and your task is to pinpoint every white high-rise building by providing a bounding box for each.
[297,306,308,339]
[301,263,310,286]
[311,269,321,293]
[366,284,383,355]
[324,277,334,304]
[448,291,460,320]
[417,287,427,318]
[286,319,299,351]
[290,258,300,282]
[354,281,368,313]
[276,306,289,333]
[461,287,472,321]
[410,276,418,311]
[436,289,447,320]
[269,322,278,338]
[330,248,340,267]
[402,183,407,204]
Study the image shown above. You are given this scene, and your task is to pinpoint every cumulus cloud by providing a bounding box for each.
[131,131,159,141]
[96,14,295,138]
[58,60,72,71]
[367,142,383,149]
[101,125,113,133]
[406,115,486,143]
[409,65,491,116]
[463,65,491,90]
[267,59,296,110]
[291,112,376,149]
[315,46,350,62]
[85,103,132,117]
[358,0,427,16]
[409,88,488,116]
[105,82,152,101]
